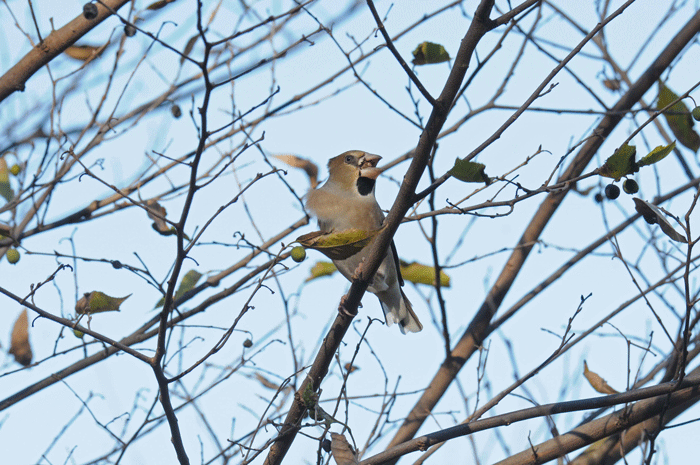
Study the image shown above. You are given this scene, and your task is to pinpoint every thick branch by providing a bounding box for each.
[0,0,131,103]
[387,4,700,452]
[360,370,700,464]
[262,1,497,464]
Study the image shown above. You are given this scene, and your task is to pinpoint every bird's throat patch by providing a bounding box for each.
[356,177,375,196]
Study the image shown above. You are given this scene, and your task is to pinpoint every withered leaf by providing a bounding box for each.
[275,154,319,189]
[632,198,687,243]
[583,361,619,395]
[330,433,359,465]
[9,309,32,366]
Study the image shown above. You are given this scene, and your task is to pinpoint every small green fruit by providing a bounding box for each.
[73,329,85,338]
[6,248,20,264]
[10,164,21,176]
[604,184,620,200]
[623,179,639,194]
[693,106,700,122]
[291,246,306,263]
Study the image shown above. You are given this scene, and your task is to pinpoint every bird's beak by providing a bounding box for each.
[359,153,382,180]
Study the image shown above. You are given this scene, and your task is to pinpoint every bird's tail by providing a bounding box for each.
[379,289,422,334]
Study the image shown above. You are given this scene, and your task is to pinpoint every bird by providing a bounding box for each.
[305,150,422,334]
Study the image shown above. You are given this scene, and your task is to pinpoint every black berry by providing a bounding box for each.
[643,214,658,225]
[124,24,137,37]
[83,3,98,20]
[604,184,620,200]
[622,179,639,194]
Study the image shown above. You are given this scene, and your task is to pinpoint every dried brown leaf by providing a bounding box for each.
[275,154,319,188]
[9,309,32,366]
[330,433,359,465]
[583,361,619,395]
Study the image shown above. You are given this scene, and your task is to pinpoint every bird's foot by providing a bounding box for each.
[351,258,366,281]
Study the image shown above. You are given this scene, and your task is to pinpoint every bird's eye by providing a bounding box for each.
[344,155,354,164]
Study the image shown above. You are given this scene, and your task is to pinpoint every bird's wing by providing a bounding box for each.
[390,240,404,287]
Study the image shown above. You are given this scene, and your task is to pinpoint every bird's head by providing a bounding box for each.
[327,150,382,195]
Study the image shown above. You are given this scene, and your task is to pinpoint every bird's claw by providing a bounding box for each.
[351,258,366,281]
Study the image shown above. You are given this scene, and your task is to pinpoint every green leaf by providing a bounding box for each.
[638,141,675,167]
[411,42,450,65]
[76,291,131,314]
[156,270,202,307]
[0,157,14,202]
[306,261,337,282]
[657,82,700,152]
[448,159,490,184]
[296,228,382,260]
[399,261,450,287]
[599,144,637,181]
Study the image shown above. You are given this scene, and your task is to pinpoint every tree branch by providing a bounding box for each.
[262,1,497,464]
[386,3,700,453]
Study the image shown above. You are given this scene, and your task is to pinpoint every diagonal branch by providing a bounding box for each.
[365,0,436,106]
[261,1,498,464]
[386,3,700,454]
[360,369,700,464]
[0,0,132,103]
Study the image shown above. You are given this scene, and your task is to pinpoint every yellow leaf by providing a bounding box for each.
[76,291,131,314]
[64,44,106,61]
[400,261,450,287]
[306,261,337,282]
[583,361,619,395]
[638,141,675,167]
[297,228,381,261]
[0,157,13,202]
[9,309,32,366]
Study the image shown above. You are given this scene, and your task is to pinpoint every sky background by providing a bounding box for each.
[1,0,700,464]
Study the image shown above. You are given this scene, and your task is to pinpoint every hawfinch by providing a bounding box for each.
[305,150,422,334]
